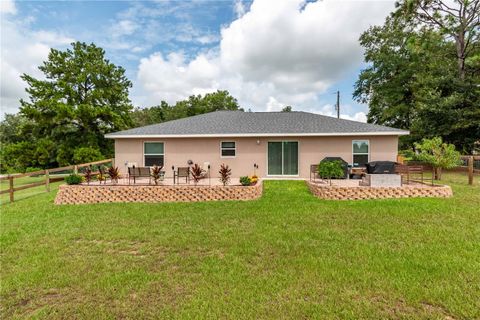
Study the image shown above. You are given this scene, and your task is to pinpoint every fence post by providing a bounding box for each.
[73,165,78,175]
[45,169,50,192]
[8,176,14,203]
[111,158,115,168]
[468,156,474,185]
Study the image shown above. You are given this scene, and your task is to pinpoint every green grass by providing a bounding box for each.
[0,175,67,204]
[1,173,479,319]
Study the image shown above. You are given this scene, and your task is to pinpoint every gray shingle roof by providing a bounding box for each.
[105,111,408,138]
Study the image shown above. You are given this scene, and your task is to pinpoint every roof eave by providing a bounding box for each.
[105,131,410,139]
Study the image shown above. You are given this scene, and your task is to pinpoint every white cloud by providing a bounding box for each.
[234,0,246,18]
[196,34,219,45]
[137,52,220,104]
[0,10,74,115]
[345,112,367,122]
[0,0,16,14]
[315,104,367,122]
[266,97,284,112]
[112,20,139,37]
[136,0,394,119]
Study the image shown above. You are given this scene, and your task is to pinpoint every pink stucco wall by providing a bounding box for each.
[113,136,399,179]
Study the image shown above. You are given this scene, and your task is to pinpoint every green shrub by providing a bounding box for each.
[72,147,103,164]
[239,176,251,186]
[65,174,84,185]
[399,149,415,160]
[318,160,344,185]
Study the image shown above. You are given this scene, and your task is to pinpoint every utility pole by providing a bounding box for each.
[335,91,340,119]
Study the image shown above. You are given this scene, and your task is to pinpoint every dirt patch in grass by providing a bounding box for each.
[421,301,457,320]
[5,289,75,318]
[73,238,147,257]
[177,246,226,259]
[367,294,457,319]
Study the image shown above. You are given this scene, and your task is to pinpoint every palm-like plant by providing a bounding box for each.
[97,166,106,184]
[83,165,93,185]
[190,163,205,185]
[218,164,231,186]
[151,165,164,185]
[107,166,120,184]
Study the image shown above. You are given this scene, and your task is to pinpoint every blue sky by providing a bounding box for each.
[1,0,396,121]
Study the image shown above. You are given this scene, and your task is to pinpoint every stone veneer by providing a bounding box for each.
[306,181,452,200]
[55,182,263,205]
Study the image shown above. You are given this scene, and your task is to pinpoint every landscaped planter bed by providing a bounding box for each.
[306,181,452,200]
[55,182,263,204]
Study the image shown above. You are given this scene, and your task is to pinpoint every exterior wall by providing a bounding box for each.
[114,135,399,179]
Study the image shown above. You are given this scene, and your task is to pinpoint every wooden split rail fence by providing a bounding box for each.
[0,159,113,203]
[398,155,478,185]
[461,155,479,185]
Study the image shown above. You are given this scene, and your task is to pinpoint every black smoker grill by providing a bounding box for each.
[365,161,397,174]
[320,157,349,179]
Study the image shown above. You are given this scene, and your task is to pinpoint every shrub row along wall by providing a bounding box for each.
[306,181,452,200]
[55,182,263,205]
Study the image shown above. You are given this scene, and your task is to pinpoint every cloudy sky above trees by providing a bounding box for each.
[0,0,395,121]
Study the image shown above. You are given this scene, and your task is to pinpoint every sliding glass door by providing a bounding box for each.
[268,141,298,175]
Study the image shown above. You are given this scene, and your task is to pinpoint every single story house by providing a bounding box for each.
[105,111,409,179]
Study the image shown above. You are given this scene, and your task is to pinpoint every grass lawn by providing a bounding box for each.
[1,173,479,319]
[0,175,66,204]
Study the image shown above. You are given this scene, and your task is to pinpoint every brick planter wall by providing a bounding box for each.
[306,181,452,200]
[55,182,263,205]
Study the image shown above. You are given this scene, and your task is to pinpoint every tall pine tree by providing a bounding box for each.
[20,42,133,166]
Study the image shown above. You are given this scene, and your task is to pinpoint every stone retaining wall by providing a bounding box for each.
[55,182,263,205]
[307,181,452,200]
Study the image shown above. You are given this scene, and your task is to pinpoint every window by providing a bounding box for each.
[352,140,369,167]
[221,141,236,157]
[144,142,164,166]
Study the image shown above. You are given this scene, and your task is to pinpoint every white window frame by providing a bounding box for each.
[266,140,300,177]
[220,141,236,158]
[352,139,370,166]
[143,141,165,167]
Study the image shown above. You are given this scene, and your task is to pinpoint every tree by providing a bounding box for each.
[396,0,480,80]
[413,137,461,179]
[282,106,292,112]
[130,90,243,128]
[0,113,57,172]
[354,5,480,152]
[130,101,171,127]
[19,41,133,166]
[72,147,104,164]
[0,141,36,173]
[318,160,344,185]
[0,113,34,145]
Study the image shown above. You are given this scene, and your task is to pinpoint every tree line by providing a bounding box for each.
[1,0,478,173]
[354,0,479,153]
